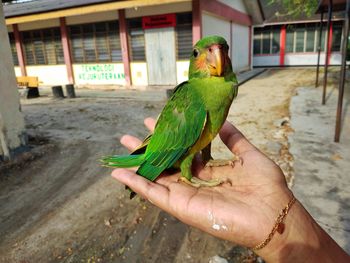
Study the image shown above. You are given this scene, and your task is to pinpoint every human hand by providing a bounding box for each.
[111,118,294,250]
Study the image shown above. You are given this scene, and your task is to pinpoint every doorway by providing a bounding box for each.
[144,27,177,85]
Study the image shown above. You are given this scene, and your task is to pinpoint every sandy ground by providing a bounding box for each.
[0,68,321,262]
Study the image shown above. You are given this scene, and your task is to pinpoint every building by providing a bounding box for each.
[3,0,264,87]
[253,0,346,67]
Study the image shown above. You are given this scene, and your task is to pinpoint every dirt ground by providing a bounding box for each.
[0,68,317,263]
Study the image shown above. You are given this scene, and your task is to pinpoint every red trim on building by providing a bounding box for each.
[279,25,286,66]
[230,21,233,52]
[201,0,252,26]
[327,21,333,65]
[59,17,74,84]
[192,0,202,45]
[12,24,26,76]
[118,9,131,86]
[248,25,252,68]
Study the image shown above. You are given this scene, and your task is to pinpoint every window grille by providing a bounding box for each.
[69,21,122,63]
[8,33,19,66]
[254,26,280,55]
[176,13,192,60]
[331,23,342,52]
[21,28,64,65]
[128,18,145,61]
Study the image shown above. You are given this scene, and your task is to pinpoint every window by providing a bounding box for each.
[319,26,327,52]
[8,33,19,66]
[128,18,145,61]
[295,25,305,52]
[69,21,122,63]
[253,26,280,55]
[306,24,316,52]
[254,22,343,55]
[286,25,296,53]
[253,32,262,54]
[262,28,271,54]
[21,28,64,65]
[285,22,343,53]
[332,22,342,51]
[176,13,192,60]
[272,28,280,54]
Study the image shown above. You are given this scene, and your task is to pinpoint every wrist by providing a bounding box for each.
[256,197,350,262]
[255,199,312,261]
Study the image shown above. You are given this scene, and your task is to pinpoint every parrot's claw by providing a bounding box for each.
[178,176,230,188]
[205,155,243,168]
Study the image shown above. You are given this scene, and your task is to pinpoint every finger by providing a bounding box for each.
[111,169,170,209]
[156,173,179,187]
[144,118,156,132]
[219,121,256,155]
[120,135,142,151]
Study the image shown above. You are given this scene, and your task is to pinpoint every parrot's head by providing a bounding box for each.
[189,35,234,79]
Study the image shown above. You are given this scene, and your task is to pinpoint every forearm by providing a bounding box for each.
[257,199,350,262]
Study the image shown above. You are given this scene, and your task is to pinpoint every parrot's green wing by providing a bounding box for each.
[137,81,207,181]
[131,134,152,155]
[131,83,190,156]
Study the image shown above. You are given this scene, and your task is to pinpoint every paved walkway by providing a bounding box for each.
[289,83,350,254]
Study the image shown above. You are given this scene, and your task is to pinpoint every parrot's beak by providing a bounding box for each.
[207,44,225,76]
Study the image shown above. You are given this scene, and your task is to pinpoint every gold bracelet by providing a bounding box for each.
[252,195,296,250]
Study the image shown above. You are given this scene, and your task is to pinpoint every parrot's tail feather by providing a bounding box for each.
[100,154,144,168]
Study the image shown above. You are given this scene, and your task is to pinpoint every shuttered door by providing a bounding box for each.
[145,27,177,86]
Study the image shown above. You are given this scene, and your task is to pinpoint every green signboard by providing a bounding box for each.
[77,64,125,82]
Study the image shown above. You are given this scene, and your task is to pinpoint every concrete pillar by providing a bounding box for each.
[0,6,26,160]
[60,17,74,84]
[192,0,202,45]
[118,9,131,86]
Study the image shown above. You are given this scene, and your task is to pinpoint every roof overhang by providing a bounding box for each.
[316,0,347,13]
[4,0,190,25]
[244,0,265,24]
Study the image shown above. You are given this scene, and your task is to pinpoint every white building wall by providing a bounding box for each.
[218,0,248,13]
[14,66,21,76]
[231,23,249,72]
[202,13,231,42]
[253,53,342,67]
[284,53,342,66]
[202,12,250,72]
[26,65,69,85]
[176,61,189,83]
[131,62,148,86]
[253,55,280,67]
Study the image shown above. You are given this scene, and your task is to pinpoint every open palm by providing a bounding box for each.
[112,118,293,249]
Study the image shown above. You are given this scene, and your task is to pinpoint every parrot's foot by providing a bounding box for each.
[178,176,230,188]
[205,155,243,168]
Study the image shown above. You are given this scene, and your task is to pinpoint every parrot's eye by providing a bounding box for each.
[193,49,199,58]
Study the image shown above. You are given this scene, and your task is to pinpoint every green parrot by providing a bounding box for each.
[102,35,238,188]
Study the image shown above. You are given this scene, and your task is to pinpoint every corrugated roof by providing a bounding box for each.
[3,0,116,18]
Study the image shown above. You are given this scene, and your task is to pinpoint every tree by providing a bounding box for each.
[2,0,34,3]
[269,0,319,17]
